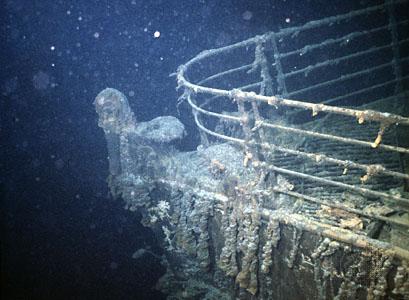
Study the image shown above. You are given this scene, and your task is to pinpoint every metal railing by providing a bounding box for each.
[176,0,409,252]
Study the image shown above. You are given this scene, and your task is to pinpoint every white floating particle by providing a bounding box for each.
[94,32,100,38]
[78,16,82,21]
[50,46,55,51]
[242,10,253,21]
[285,17,291,23]
[154,31,160,38]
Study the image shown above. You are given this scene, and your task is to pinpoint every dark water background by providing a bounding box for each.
[1,1,380,299]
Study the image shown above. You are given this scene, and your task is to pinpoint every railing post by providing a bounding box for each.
[191,93,210,148]
[254,40,274,97]
[386,0,403,96]
[251,40,270,160]
[386,0,408,191]
[270,33,288,98]
[270,33,297,189]
[233,91,261,167]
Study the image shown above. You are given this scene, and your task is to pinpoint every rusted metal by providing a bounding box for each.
[157,178,409,261]
[177,0,409,264]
